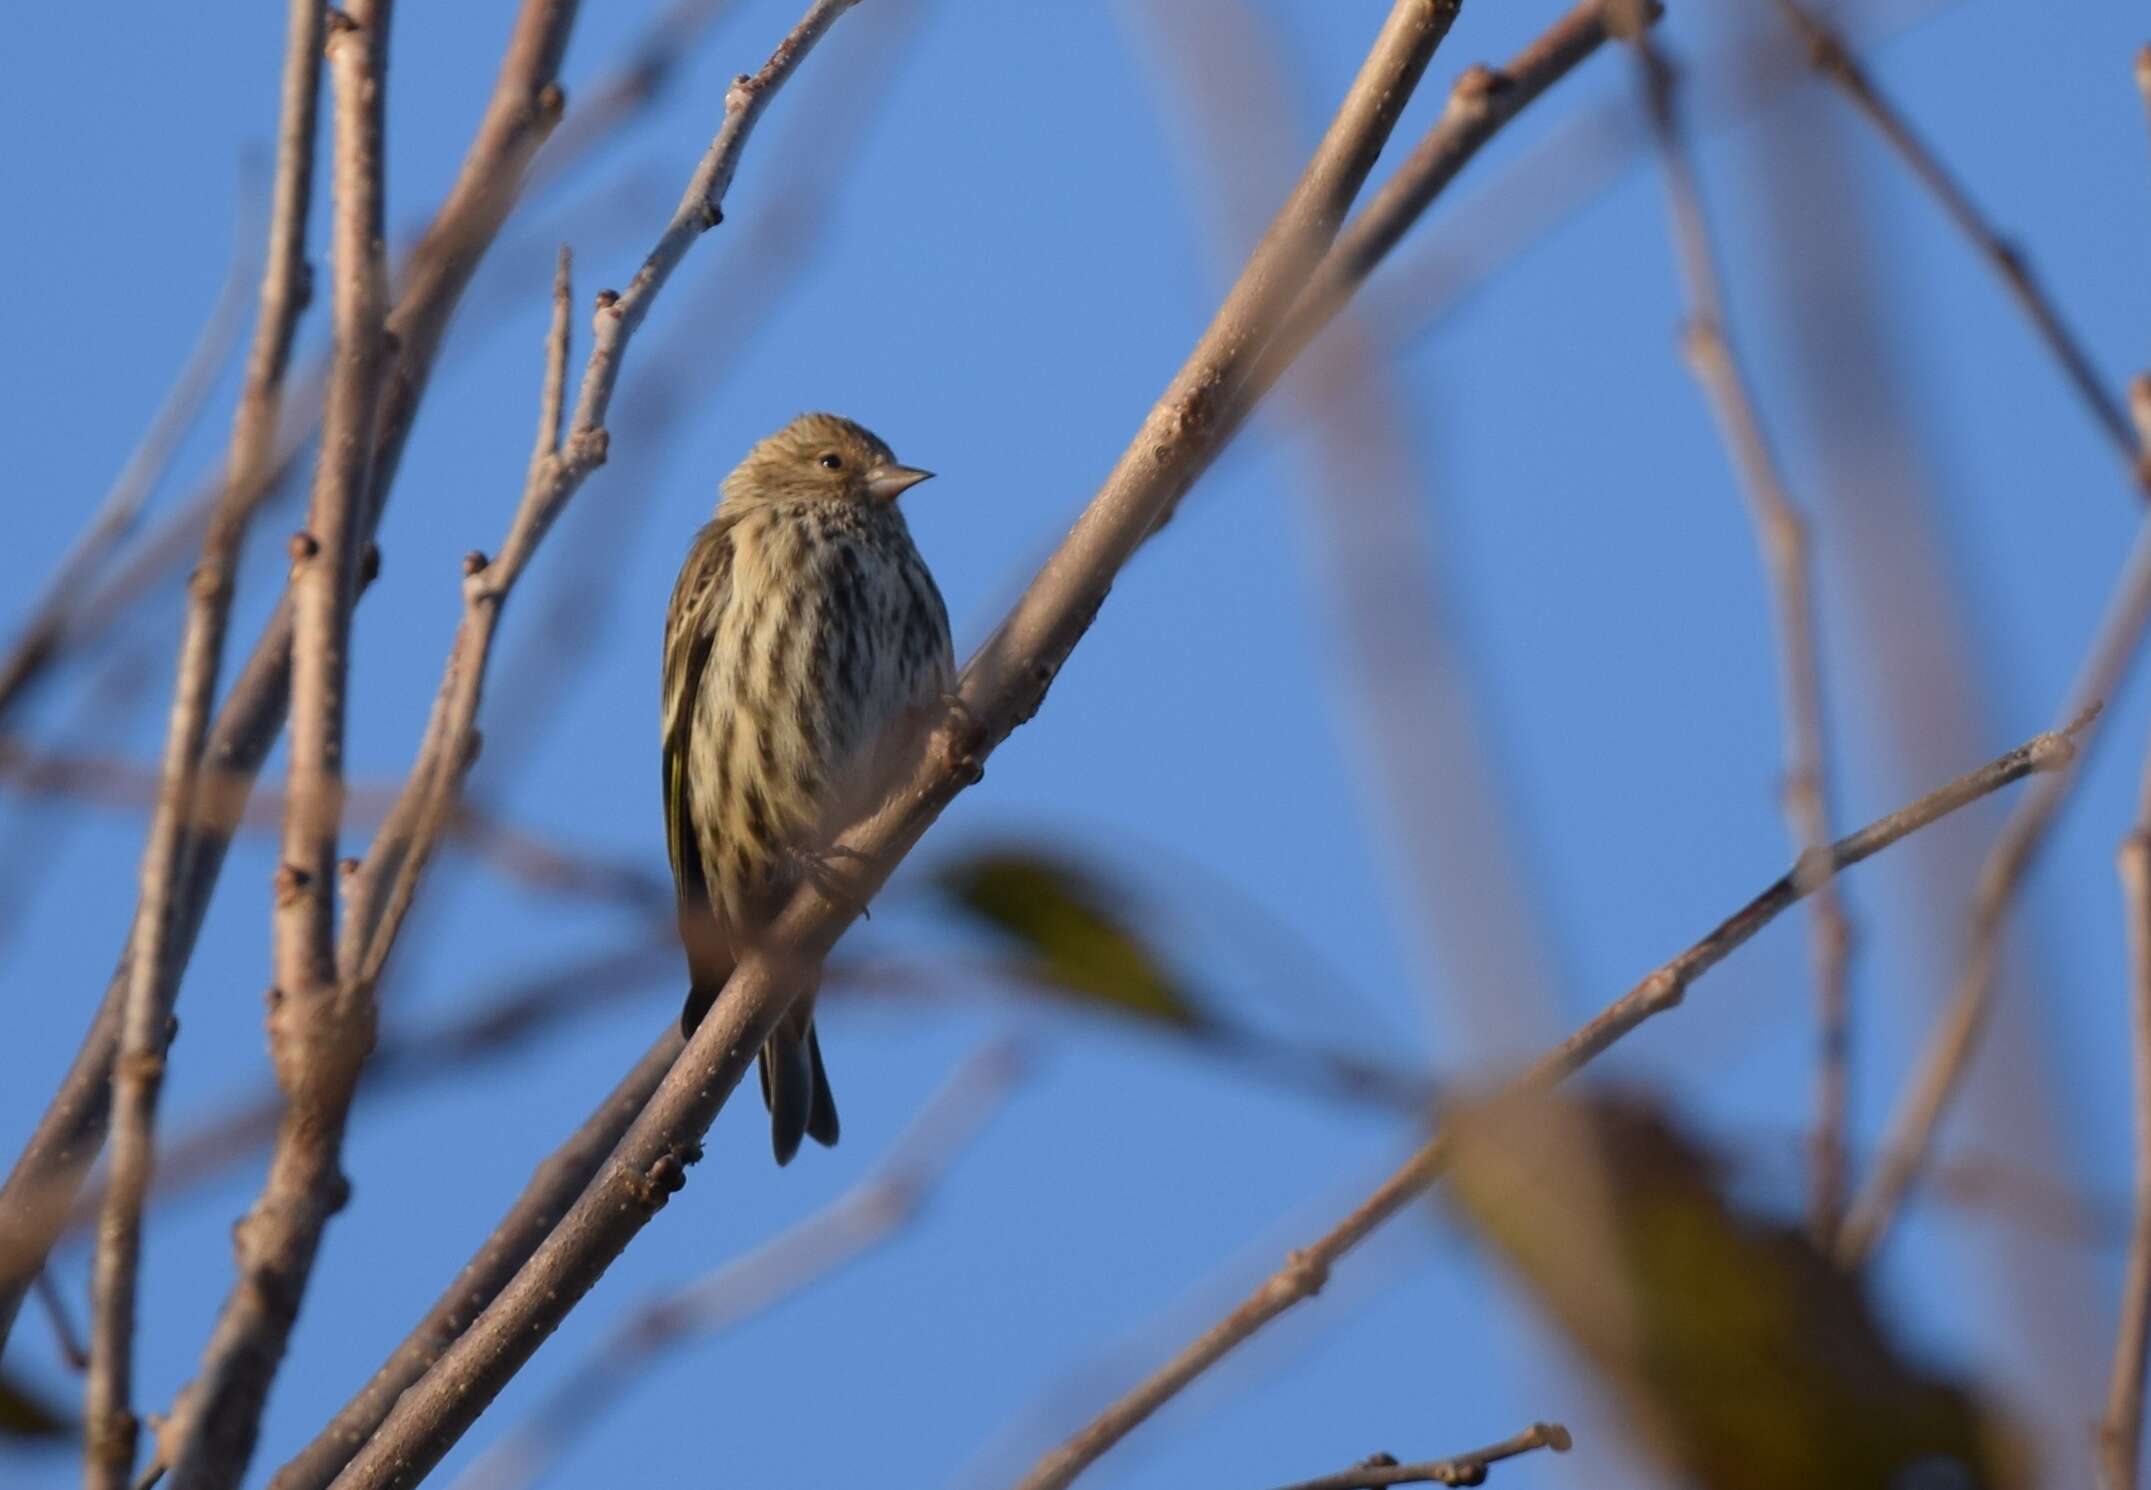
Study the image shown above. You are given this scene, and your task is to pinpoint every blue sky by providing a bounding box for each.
[3,1,2149,1486]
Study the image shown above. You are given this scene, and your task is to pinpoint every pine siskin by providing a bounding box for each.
[661,412,954,1164]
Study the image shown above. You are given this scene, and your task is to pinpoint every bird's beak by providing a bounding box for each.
[864,464,934,503]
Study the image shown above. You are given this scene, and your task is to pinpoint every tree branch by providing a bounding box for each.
[1835,531,2151,1267]
[1617,7,1852,1242]
[1769,0,2150,493]
[1258,1423,1572,1490]
[1008,716,2085,1490]
[2100,379,2151,1490]
[81,6,327,1485]
[445,1039,1027,1490]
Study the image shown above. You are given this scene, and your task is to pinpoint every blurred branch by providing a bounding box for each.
[1837,536,2151,1268]
[1258,1423,1572,1490]
[153,9,393,1488]
[320,0,1512,1480]
[36,1271,88,1374]
[0,207,254,726]
[1618,10,1852,1242]
[82,5,327,1486]
[0,0,580,1356]
[267,1033,680,1490]
[1768,0,2150,492]
[0,739,667,911]
[2104,382,2151,1490]
[445,1038,1028,1490]
[1009,717,2083,1490]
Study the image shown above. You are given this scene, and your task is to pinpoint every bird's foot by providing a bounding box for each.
[788,844,876,920]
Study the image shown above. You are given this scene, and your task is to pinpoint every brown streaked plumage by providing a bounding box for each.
[662,412,952,1164]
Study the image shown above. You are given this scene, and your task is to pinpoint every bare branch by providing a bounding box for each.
[309,10,1649,1489]
[337,245,574,989]
[446,1039,1027,1490]
[2103,640,2151,1490]
[151,9,392,1486]
[1617,10,1852,1242]
[81,5,327,1485]
[1836,536,2151,1267]
[1258,1423,1572,1490]
[0,0,582,1356]
[267,1032,680,1490]
[1770,0,2149,491]
[1008,716,2084,1490]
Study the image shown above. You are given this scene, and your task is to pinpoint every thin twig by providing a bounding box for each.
[1837,530,2151,1268]
[445,1039,1028,1490]
[2103,379,2151,1490]
[153,10,391,1488]
[266,1032,679,1490]
[1258,1423,1572,1490]
[81,6,326,1486]
[337,245,575,989]
[0,0,581,1358]
[314,10,1645,1490]
[1618,9,1853,1243]
[36,1270,88,1372]
[0,220,255,726]
[1770,0,2149,491]
[1008,717,2084,1490]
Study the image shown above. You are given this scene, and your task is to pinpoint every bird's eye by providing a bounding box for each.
[819,453,844,471]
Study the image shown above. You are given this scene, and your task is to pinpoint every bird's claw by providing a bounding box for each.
[789,844,875,919]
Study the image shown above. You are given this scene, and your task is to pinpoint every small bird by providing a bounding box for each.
[661,412,953,1164]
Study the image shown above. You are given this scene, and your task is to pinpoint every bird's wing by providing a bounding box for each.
[661,515,736,903]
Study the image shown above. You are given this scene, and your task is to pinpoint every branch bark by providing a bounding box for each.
[149,10,392,1488]
[81,6,327,1485]
[1008,716,2085,1490]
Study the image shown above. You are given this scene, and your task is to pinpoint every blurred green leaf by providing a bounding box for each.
[1444,1092,2021,1490]
[932,849,1206,1029]
[0,1366,72,1440]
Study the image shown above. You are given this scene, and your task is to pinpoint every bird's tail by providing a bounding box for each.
[681,984,840,1166]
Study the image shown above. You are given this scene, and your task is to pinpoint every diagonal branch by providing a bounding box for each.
[1258,1423,1572,1490]
[1835,524,2151,1267]
[82,5,327,1486]
[444,1039,1027,1490]
[1769,0,2149,493]
[1616,7,1852,1241]
[2104,689,2151,1490]
[317,8,1631,1489]
[1009,715,2085,1490]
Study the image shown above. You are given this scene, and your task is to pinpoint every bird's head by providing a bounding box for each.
[721,412,934,509]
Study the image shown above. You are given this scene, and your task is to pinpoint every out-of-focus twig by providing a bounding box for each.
[150,9,391,1489]
[1618,8,1852,1242]
[36,1271,88,1373]
[1008,717,2082,1490]
[2103,381,2151,1490]
[82,6,327,1486]
[1770,0,2149,492]
[1257,1423,1572,1490]
[0,211,255,727]
[444,1038,1028,1490]
[1837,532,2151,1268]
